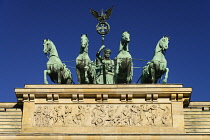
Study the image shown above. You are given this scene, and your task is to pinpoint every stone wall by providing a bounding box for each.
[184,102,210,134]
[0,85,210,139]
[0,103,22,133]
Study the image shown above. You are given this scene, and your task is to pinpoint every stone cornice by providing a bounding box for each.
[15,84,192,106]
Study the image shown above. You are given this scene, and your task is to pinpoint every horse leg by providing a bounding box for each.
[126,60,132,84]
[130,61,133,83]
[151,69,155,84]
[66,79,71,84]
[44,70,50,84]
[150,64,156,84]
[69,73,73,84]
[76,69,81,84]
[152,61,162,84]
[115,57,121,83]
[91,67,96,84]
[114,63,119,84]
[84,67,89,84]
[58,71,61,84]
[115,63,119,84]
[163,68,169,84]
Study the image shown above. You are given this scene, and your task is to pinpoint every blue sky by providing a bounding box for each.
[0,0,209,102]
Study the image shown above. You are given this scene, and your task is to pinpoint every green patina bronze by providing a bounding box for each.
[42,8,171,85]
[95,45,115,84]
[115,31,133,84]
[43,39,73,84]
[90,7,113,36]
[140,35,169,84]
[76,34,95,84]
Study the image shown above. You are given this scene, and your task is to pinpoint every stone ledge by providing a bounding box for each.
[0,134,210,140]
[24,84,184,88]
[15,84,192,105]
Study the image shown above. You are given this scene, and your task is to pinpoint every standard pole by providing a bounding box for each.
[102,35,106,84]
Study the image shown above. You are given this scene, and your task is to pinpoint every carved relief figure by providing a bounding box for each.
[105,105,116,126]
[42,106,50,127]
[91,105,106,126]
[34,106,42,127]
[130,105,139,125]
[121,105,131,126]
[159,106,171,126]
[73,105,86,125]
[64,106,72,126]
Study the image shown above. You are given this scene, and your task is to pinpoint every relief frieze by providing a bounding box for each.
[34,104,172,127]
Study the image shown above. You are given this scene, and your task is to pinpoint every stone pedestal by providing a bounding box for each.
[15,84,192,134]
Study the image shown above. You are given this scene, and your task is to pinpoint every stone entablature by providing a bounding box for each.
[15,84,192,134]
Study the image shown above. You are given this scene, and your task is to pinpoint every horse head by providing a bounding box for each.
[43,38,59,58]
[121,31,130,43]
[119,31,130,52]
[43,38,53,55]
[159,35,169,51]
[80,34,89,50]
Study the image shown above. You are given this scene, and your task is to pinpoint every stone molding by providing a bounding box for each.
[15,84,192,105]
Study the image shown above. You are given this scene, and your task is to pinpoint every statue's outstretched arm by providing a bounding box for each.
[96,45,105,60]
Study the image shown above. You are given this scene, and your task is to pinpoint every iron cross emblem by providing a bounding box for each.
[96,22,110,35]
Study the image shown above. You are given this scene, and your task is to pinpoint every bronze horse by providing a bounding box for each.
[76,34,95,84]
[115,31,133,84]
[140,36,169,84]
[43,39,73,84]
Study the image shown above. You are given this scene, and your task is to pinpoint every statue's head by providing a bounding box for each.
[104,49,111,58]
[122,31,130,42]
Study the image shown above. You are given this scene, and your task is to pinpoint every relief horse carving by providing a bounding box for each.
[115,31,133,84]
[43,39,73,84]
[76,34,95,84]
[140,36,169,84]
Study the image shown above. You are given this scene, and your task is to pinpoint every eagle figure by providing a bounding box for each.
[90,6,113,22]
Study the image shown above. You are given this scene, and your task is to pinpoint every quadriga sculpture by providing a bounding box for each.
[43,39,73,84]
[76,34,95,84]
[115,31,133,84]
[140,35,169,84]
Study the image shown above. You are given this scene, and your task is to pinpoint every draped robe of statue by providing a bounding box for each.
[95,45,115,84]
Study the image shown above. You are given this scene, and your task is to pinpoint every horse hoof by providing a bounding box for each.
[44,81,49,84]
[162,80,167,84]
[85,78,89,84]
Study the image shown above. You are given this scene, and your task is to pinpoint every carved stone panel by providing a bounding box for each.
[34,104,172,127]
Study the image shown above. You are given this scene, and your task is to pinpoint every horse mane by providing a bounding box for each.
[46,39,59,58]
[154,37,168,54]
[119,38,129,52]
